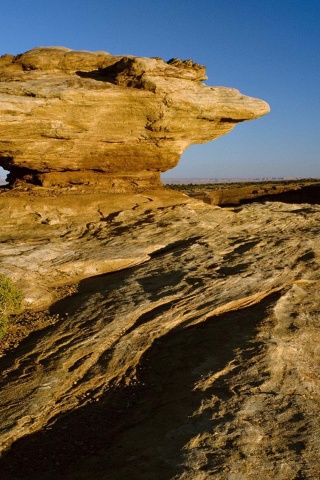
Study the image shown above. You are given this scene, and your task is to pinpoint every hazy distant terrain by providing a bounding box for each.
[163,177,311,184]
[165,178,320,206]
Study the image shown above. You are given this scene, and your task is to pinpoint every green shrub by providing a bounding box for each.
[0,275,23,339]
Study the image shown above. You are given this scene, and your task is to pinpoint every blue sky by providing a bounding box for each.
[1,0,319,179]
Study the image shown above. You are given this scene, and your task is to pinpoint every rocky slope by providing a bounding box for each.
[0,193,319,479]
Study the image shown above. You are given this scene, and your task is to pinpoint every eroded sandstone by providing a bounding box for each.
[2,47,319,480]
[0,47,269,189]
[0,195,319,479]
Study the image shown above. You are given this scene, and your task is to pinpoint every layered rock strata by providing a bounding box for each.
[0,47,269,189]
[0,195,319,479]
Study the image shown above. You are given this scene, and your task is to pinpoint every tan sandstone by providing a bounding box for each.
[2,48,319,480]
[0,47,269,189]
[0,195,319,480]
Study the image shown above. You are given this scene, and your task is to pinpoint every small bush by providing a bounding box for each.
[0,275,23,339]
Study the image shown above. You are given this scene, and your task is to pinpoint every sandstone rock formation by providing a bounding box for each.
[3,47,319,480]
[0,47,269,189]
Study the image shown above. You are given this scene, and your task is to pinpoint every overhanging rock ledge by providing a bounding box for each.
[0,46,269,190]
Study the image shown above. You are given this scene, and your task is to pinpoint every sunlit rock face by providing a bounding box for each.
[0,47,269,189]
[2,47,320,480]
[0,194,320,480]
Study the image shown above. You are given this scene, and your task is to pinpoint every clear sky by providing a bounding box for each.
[1,0,319,179]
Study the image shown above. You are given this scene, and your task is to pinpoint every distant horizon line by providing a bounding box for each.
[162,176,319,183]
[1,175,319,186]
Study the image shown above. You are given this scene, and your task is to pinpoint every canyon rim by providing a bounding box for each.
[0,48,320,480]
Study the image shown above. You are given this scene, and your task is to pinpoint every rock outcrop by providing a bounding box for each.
[5,48,319,480]
[0,195,320,480]
[0,47,269,189]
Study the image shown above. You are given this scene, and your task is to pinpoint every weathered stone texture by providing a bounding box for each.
[0,47,269,189]
[1,48,320,480]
